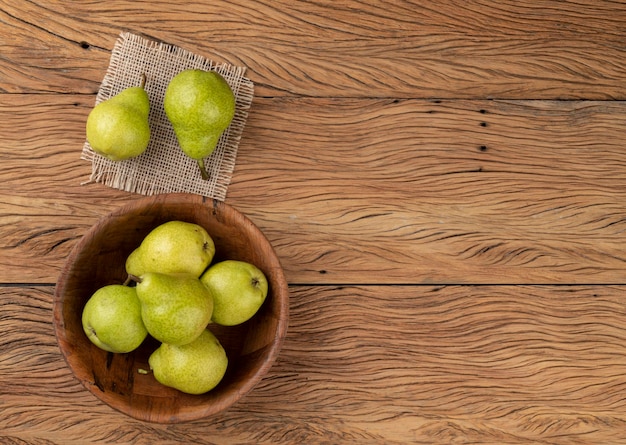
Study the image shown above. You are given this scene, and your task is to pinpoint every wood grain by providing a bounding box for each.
[2,94,626,284]
[3,285,626,444]
[1,1,626,98]
[2,0,626,442]
[231,97,626,284]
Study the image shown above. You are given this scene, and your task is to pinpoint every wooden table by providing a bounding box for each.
[3,1,626,443]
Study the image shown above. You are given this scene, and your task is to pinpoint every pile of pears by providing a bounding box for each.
[81,221,269,395]
[86,68,236,180]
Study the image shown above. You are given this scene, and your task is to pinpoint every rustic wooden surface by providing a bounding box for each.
[2,1,626,443]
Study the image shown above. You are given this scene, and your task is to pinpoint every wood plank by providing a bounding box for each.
[1,1,626,99]
[230,97,626,284]
[3,285,626,444]
[2,94,626,284]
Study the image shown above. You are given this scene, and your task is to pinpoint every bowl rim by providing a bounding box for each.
[53,193,289,423]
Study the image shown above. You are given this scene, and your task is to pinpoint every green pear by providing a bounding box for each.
[200,260,268,326]
[164,69,236,180]
[149,329,228,395]
[86,74,151,161]
[136,272,213,346]
[126,221,215,279]
[81,285,148,353]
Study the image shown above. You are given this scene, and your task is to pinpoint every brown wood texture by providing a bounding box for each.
[3,285,626,444]
[1,1,626,99]
[2,95,626,284]
[2,0,626,443]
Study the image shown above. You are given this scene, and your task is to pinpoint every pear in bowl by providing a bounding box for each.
[53,194,289,423]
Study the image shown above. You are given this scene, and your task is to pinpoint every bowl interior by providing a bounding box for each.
[53,194,288,423]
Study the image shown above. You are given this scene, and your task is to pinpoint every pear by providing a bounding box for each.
[136,272,213,346]
[200,260,269,326]
[81,285,148,353]
[126,221,215,279]
[86,74,151,161]
[149,329,228,395]
[164,69,236,180]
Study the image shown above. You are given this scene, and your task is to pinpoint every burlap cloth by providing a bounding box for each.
[81,32,254,200]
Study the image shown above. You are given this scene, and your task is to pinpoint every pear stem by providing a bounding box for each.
[124,274,142,285]
[139,73,146,89]
[198,159,210,181]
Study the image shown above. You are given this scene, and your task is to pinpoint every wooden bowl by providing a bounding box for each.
[53,193,289,423]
